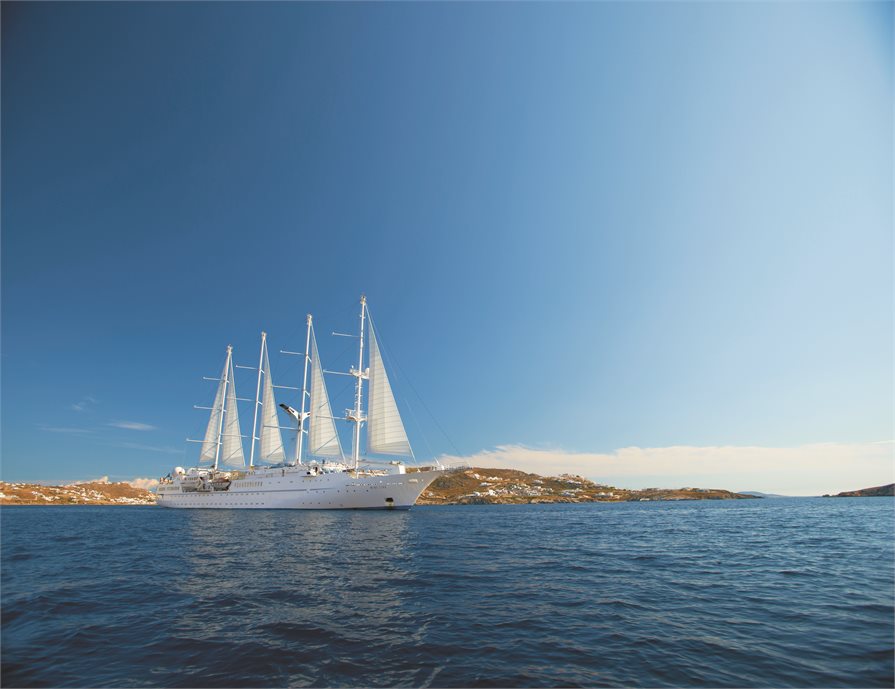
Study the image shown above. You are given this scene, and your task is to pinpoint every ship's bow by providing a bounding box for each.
[396,469,445,508]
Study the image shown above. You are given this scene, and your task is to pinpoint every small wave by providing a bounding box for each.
[1,501,892,687]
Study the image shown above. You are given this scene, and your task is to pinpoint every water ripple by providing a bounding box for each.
[1,499,893,687]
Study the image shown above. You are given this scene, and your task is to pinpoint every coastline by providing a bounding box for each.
[1,470,759,506]
[7,472,890,507]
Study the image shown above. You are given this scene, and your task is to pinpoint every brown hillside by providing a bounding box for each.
[419,468,756,505]
[826,483,895,498]
[0,481,156,505]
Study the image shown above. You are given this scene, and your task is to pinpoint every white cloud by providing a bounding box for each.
[69,476,110,485]
[128,477,159,490]
[108,442,185,455]
[71,396,98,412]
[109,441,182,454]
[36,425,92,434]
[108,421,157,431]
[437,441,895,496]
[45,476,157,488]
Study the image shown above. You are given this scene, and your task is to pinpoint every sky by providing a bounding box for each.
[2,1,892,495]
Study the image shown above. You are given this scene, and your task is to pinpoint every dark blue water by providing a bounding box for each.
[2,498,893,688]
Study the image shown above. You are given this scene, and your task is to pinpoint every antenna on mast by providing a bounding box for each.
[249,333,266,470]
[213,346,233,472]
[348,295,368,473]
[295,314,312,466]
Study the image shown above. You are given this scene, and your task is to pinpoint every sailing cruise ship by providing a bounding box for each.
[157,296,446,509]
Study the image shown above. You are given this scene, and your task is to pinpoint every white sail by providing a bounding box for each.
[366,322,412,456]
[219,357,246,468]
[259,341,286,462]
[308,329,343,458]
[199,354,228,463]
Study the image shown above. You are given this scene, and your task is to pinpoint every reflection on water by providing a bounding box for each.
[174,510,416,661]
[2,500,893,688]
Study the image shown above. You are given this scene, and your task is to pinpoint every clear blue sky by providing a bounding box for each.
[2,2,892,489]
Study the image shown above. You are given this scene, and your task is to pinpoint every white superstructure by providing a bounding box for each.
[157,296,446,509]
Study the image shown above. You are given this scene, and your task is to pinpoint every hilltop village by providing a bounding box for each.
[0,481,155,505]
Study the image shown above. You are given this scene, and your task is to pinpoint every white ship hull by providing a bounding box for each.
[157,467,442,510]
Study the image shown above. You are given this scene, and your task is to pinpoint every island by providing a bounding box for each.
[822,483,894,498]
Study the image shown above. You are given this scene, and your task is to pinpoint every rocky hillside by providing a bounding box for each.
[0,481,155,505]
[824,483,894,498]
[419,468,757,505]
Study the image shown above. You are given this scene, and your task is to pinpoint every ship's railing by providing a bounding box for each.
[408,462,468,473]
[439,461,470,472]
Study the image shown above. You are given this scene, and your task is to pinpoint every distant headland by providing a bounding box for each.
[822,483,894,498]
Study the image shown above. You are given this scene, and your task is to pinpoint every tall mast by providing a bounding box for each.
[249,333,266,470]
[213,346,233,472]
[350,295,367,472]
[296,314,312,465]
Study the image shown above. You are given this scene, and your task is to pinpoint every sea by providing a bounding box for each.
[1,498,893,688]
